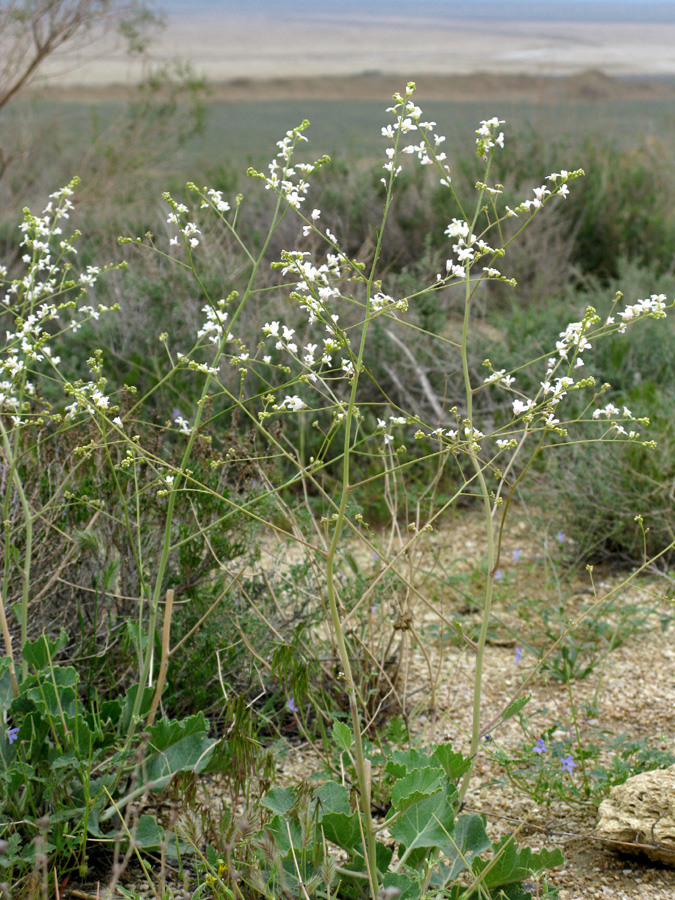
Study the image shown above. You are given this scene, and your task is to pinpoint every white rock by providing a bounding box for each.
[596,765,675,865]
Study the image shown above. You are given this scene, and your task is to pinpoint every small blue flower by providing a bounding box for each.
[7,726,19,745]
[561,754,576,774]
[494,569,503,581]
[514,646,523,664]
[556,530,566,544]
[483,734,492,742]
[286,698,298,713]
[512,549,522,563]
[533,738,547,755]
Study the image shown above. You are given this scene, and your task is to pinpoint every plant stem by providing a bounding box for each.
[457,169,497,805]
[0,418,32,680]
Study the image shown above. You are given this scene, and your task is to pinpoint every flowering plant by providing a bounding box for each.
[0,81,672,896]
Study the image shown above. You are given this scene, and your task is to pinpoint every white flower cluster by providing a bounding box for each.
[380,82,448,183]
[475,117,505,159]
[197,298,234,344]
[200,188,230,213]
[555,316,595,361]
[262,316,340,383]
[484,369,515,388]
[444,218,496,271]
[508,170,578,218]
[4,187,76,308]
[376,414,407,445]
[64,382,111,419]
[0,182,119,424]
[612,293,667,332]
[592,402,639,437]
[264,125,315,210]
[167,204,201,248]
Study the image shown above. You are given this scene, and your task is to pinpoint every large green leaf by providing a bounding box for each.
[471,837,564,893]
[22,665,79,715]
[316,780,351,816]
[22,631,68,670]
[342,840,394,878]
[142,713,217,790]
[385,748,442,780]
[261,785,295,816]
[390,767,443,812]
[265,813,303,854]
[389,786,457,857]
[320,810,361,852]
[431,813,491,884]
[382,871,420,900]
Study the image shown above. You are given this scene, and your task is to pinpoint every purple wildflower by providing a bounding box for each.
[556,530,566,544]
[561,754,576,774]
[515,646,523,664]
[512,549,522,563]
[286,698,298,713]
[534,738,547,755]
[7,727,19,745]
[494,569,503,581]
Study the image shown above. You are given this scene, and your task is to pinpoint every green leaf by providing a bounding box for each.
[471,836,564,892]
[25,679,78,719]
[439,813,491,882]
[119,684,154,731]
[316,780,351,817]
[389,786,457,858]
[265,813,303,854]
[320,810,361,852]
[387,715,409,745]
[382,871,420,900]
[0,659,16,713]
[143,713,217,790]
[261,785,295,816]
[343,840,394,876]
[432,743,472,782]
[500,694,531,724]
[22,630,68,670]
[390,767,443,812]
[332,721,353,753]
[386,748,442,780]
[98,699,123,729]
[133,814,167,850]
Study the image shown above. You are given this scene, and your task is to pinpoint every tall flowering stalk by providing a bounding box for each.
[1,82,671,899]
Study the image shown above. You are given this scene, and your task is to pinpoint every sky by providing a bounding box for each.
[160,1,675,23]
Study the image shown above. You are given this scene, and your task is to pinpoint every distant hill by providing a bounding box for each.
[159,0,675,24]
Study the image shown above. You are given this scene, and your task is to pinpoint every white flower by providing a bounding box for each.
[513,398,535,416]
[283,394,305,411]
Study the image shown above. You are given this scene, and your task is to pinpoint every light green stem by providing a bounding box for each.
[457,170,498,804]
[0,418,31,680]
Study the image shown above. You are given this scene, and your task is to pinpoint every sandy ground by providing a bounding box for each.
[34,9,675,91]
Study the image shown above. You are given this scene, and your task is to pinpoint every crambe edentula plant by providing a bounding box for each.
[2,81,673,897]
